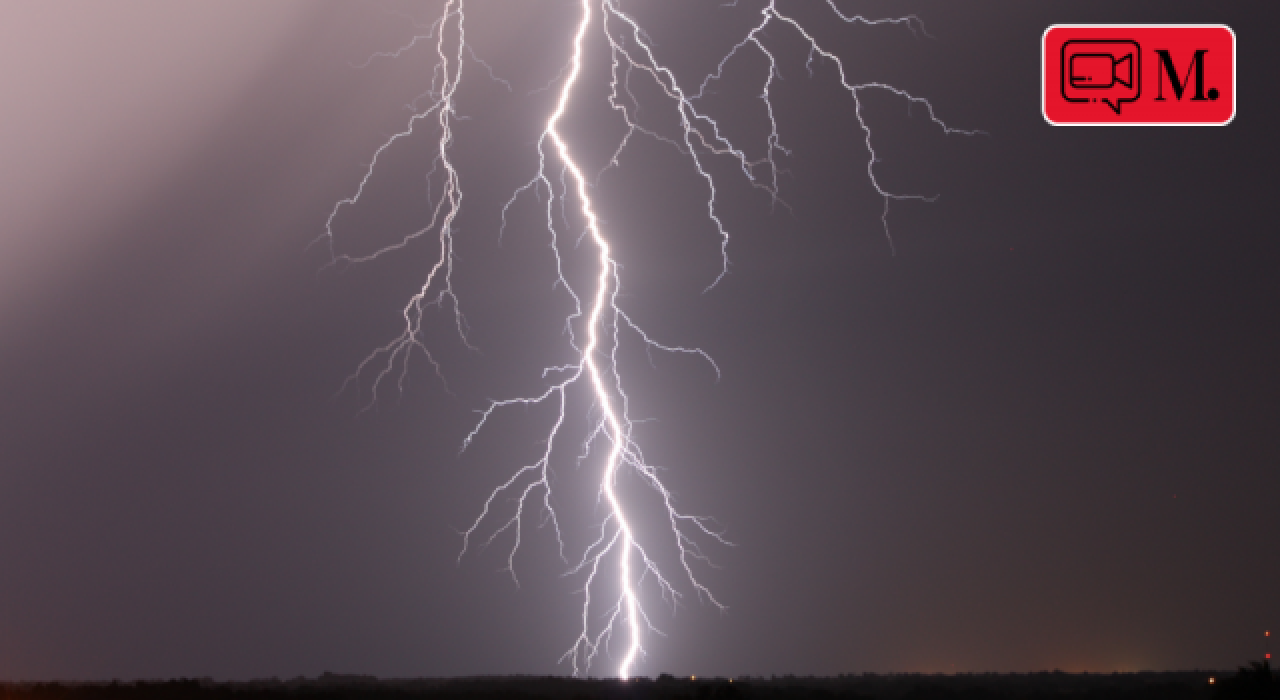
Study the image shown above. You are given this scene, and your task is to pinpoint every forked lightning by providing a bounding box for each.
[319,0,976,679]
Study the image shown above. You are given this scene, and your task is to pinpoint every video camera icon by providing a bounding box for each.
[1061,40,1141,114]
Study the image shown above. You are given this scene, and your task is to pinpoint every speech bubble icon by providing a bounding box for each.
[1060,40,1141,114]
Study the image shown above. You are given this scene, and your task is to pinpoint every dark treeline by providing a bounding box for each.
[1,662,1275,700]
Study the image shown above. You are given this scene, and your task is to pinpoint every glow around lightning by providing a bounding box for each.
[320,0,976,679]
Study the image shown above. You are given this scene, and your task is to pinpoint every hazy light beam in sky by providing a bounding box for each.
[318,0,975,679]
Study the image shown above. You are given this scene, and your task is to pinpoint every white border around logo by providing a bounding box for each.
[1041,24,1236,127]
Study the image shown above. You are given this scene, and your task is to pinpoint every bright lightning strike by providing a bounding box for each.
[319,0,977,679]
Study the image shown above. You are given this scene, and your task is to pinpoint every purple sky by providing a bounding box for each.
[0,0,1276,681]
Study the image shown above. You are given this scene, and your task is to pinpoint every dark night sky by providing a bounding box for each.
[0,0,1277,681]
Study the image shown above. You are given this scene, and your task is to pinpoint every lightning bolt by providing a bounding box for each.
[319,0,978,679]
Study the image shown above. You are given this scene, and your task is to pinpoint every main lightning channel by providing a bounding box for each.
[545,0,642,678]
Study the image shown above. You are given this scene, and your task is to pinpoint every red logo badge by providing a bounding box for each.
[1043,25,1235,125]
